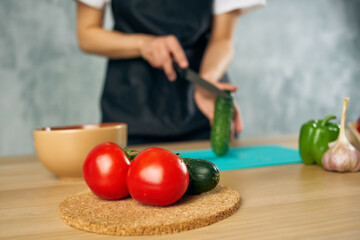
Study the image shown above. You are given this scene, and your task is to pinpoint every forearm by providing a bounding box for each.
[199,39,234,83]
[78,28,154,59]
[77,2,154,59]
[198,10,240,84]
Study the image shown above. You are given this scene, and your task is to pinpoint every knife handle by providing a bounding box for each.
[173,61,186,78]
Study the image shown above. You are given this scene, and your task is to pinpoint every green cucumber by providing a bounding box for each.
[210,91,234,156]
[182,158,220,195]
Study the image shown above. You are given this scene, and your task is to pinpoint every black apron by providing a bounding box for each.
[102,0,229,145]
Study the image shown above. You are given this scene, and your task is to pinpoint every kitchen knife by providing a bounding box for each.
[173,62,232,100]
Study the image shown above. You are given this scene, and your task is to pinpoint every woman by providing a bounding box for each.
[76,0,265,145]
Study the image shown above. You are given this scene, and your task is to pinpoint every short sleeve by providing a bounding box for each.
[213,0,266,15]
[77,0,110,9]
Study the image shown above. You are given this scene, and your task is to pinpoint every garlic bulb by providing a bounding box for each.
[322,97,360,172]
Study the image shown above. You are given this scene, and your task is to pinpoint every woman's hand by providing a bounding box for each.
[140,35,188,81]
[194,83,243,138]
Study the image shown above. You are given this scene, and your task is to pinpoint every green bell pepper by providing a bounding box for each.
[299,115,340,166]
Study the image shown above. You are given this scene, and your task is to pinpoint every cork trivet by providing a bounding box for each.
[59,185,240,236]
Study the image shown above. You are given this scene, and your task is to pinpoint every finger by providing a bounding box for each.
[165,35,188,68]
[209,113,214,126]
[214,82,238,92]
[152,42,168,68]
[228,119,233,141]
[233,103,243,133]
[163,58,176,81]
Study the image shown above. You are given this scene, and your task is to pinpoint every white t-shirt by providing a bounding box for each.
[78,0,266,15]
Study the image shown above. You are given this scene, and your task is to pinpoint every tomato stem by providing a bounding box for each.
[124,147,140,161]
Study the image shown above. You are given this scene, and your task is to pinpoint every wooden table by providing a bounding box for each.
[1,135,359,239]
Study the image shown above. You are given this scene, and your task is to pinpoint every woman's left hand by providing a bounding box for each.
[194,82,243,139]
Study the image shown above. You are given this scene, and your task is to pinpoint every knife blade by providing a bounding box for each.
[173,62,232,100]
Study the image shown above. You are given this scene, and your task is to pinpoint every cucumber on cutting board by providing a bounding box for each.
[182,158,220,195]
[210,91,234,156]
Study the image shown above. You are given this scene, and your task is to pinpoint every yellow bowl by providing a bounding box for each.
[348,122,360,151]
[33,123,127,179]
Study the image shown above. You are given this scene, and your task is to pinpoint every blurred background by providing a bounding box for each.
[0,0,359,156]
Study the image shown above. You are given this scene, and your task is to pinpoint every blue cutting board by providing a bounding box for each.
[177,145,302,171]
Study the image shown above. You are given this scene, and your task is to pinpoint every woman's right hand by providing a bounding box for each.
[140,35,189,81]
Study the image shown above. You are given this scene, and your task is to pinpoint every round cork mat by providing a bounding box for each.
[59,185,240,236]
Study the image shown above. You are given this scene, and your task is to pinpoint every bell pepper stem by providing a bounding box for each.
[320,115,336,127]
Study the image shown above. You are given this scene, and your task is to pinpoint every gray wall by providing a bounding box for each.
[1,0,359,156]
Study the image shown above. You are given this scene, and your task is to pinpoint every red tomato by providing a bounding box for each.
[357,116,360,133]
[126,147,189,206]
[83,142,130,200]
